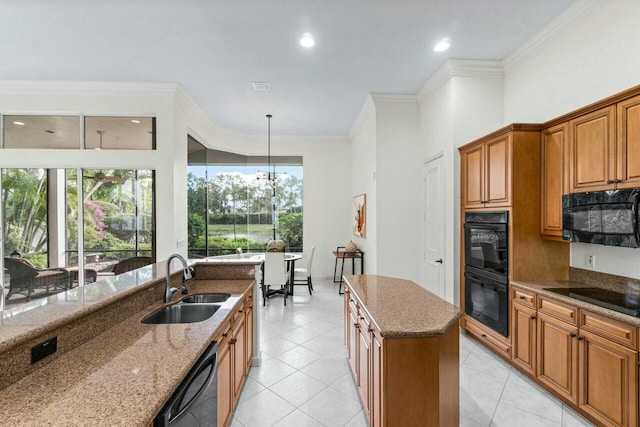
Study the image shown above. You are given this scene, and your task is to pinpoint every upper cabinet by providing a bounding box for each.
[616,94,640,189]
[568,105,616,193]
[541,123,569,239]
[566,93,640,193]
[461,133,512,209]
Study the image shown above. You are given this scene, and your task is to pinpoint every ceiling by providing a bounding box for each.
[0,0,575,136]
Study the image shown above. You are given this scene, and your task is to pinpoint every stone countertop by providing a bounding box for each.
[344,275,462,337]
[0,261,180,351]
[0,279,253,427]
[511,280,640,328]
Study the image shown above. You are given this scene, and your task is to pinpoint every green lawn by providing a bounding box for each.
[208,223,273,235]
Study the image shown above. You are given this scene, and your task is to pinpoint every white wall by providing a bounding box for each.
[174,92,353,278]
[374,96,421,282]
[503,0,640,279]
[350,99,377,272]
[417,62,504,304]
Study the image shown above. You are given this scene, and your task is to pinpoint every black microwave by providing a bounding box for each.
[562,189,640,248]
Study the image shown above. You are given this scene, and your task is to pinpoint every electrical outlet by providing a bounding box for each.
[586,254,596,268]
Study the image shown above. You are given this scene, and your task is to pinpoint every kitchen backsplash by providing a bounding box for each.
[570,267,640,296]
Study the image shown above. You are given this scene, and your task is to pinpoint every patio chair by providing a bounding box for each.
[4,257,70,300]
[113,256,153,275]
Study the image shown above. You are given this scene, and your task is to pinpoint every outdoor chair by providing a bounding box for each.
[113,256,153,275]
[4,257,70,300]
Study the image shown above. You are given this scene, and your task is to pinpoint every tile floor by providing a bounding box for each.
[231,278,595,427]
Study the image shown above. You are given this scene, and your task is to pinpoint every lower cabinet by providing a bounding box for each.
[217,291,253,427]
[344,284,459,427]
[508,287,639,427]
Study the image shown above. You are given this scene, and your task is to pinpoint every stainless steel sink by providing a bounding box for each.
[141,304,220,324]
[181,293,231,304]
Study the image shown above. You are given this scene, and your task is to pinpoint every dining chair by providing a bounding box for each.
[293,246,315,295]
[262,251,289,306]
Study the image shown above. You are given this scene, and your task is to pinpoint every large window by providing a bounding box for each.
[187,139,303,257]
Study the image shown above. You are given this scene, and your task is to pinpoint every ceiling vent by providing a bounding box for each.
[252,81,271,92]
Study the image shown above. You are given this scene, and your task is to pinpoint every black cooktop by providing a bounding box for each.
[543,287,640,317]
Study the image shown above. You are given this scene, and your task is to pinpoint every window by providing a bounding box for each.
[187,139,303,257]
[84,117,155,150]
[3,115,80,149]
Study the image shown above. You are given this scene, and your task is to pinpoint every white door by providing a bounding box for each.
[423,156,445,298]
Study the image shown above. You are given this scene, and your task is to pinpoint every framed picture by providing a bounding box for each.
[353,193,366,238]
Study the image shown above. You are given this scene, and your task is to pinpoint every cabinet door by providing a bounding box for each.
[484,134,512,207]
[245,300,254,371]
[578,330,638,427]
[371,332,383,427]
[616,94,640,189]
[357,322,371,417]
[568,106,616,192]
[541,123,568,237]
[232,314,246,400]
[348,303,359,376]
[461,144,485,209]
[217,341,232,427]
[512,303,537,376]
[537,312,579,404]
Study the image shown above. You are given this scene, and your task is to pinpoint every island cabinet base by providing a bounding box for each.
[382,326,460,427]
[344,277,461,427]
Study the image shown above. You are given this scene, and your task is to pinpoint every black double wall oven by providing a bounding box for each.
[464,211,509,337]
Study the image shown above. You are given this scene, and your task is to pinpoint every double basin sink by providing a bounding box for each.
[141,293,231,324]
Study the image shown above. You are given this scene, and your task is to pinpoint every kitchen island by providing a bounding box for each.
[343,275,462,427]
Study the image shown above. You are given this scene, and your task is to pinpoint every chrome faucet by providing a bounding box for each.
[165,254,193,303]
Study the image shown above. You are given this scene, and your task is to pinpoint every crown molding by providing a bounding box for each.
[370,93,417,104]
[0,80,180,96]
[417,59,503,103]
[503,0,603,74]
[348,95,376,140]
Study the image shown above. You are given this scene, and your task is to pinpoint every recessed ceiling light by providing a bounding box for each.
[300,33,315,48]
[13,121,24,126]
[131,119,141,124]
[45,130,55,134]
[433,38,451,52]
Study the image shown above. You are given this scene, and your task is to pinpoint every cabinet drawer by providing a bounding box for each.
[216,321,232,346]
[538,295,578,325]
[512,287,536,308]
[579,309,638,350]
[464,316,511,359]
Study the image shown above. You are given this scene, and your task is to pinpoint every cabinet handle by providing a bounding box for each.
[354,323,359,328]
[636,362,640,368]
[576,336,584,341]
[222,332,228,337]
[230,338,237,344]
[615,179,623,183]
[607,179,614,184]
[238,310,244,313]
[368,328,374,333]
[360,316,365,320]
[519,296,525,300]
[530,315,536,320]
[570,333,577,338]
[481,334,487,338]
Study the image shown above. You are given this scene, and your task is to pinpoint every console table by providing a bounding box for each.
[332,247,364,294]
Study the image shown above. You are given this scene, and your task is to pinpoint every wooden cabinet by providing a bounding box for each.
[344,282,458,426]
[616,94,640,189]
[461,133,511,209]
[540,122,569,239]
[579,329,638,427]
[537,311,579,404]
[511,301,537,376]
[508,286,640,427]
[217,291,253,427]
[567,99,640,193]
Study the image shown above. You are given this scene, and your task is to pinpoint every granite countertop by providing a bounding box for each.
[0,279,253,427]
[511,279,640,328]
[344,275,462,337]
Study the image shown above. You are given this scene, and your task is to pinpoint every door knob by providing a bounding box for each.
[435,259,443,264]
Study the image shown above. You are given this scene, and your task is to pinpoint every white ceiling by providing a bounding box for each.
[0,0,575,136]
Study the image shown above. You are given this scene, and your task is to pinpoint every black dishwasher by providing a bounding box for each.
[154,341,218,427]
